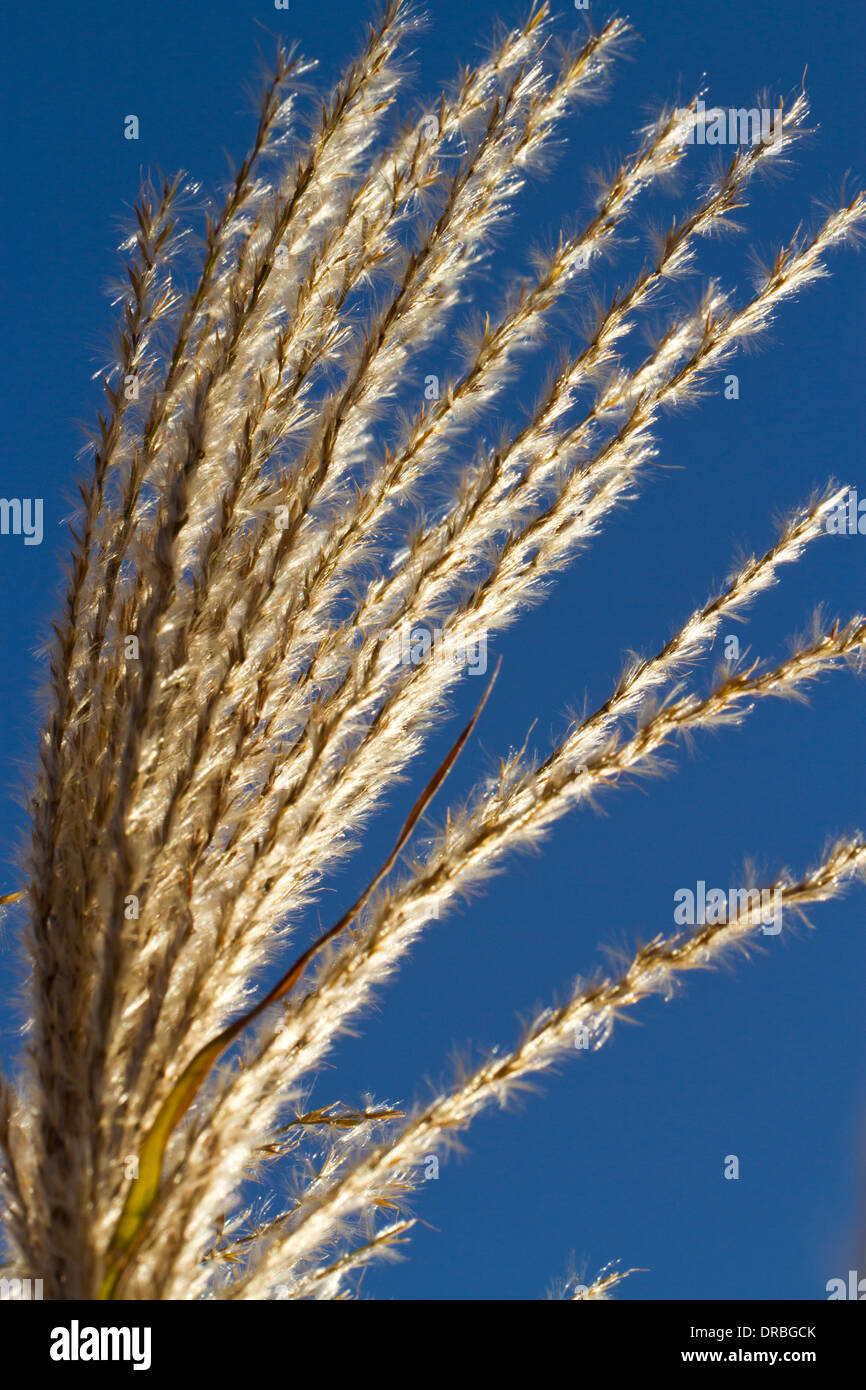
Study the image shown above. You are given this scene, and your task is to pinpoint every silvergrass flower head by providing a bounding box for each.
[0,2,863,1301]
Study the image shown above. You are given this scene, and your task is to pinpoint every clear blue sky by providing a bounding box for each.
[0,0,864,1300]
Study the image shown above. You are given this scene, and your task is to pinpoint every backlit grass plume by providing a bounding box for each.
[0,0,864,1299]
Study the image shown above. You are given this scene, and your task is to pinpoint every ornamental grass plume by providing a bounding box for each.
[0,0,864,1300]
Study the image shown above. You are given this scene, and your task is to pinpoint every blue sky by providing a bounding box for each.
[0,0,864,1300]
